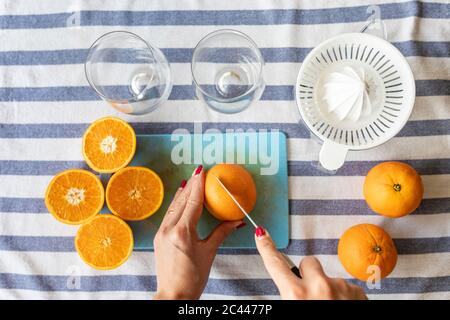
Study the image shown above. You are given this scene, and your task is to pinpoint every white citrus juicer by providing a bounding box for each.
[295,32,415,171]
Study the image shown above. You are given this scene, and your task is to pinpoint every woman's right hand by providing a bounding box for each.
[255,227,367,300]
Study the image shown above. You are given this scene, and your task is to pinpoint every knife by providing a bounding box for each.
[214,175,302,279]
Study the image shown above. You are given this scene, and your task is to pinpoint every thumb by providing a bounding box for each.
[299,256,327,279]
[255,227,300,292]
[205,220,243,251]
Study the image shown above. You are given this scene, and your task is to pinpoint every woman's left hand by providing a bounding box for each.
[153,165,244,300]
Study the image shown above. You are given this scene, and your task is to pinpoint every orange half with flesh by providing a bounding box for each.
[45,169,104,225]
[75,214,133,270]
[82,117,136,173]
[106,166,164,221]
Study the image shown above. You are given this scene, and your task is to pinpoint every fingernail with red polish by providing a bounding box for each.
[236,222,246,229]
[180,179,187,189]
[255,226,266,238]
[194,165,203,176]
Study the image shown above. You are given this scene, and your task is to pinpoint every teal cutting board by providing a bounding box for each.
[104,131,289,249]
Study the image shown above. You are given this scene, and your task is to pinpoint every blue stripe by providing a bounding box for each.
[0,42,448,66]
[289,159,450,176]
[2,197,448,216]
[289,199,450,216]
[0,2,448,29]
[0,161,90,176]
[0,273,156,292]
[0,80,447,102]
[1,159,450,176]
[1,235,448,255]
[0,273,448,295]
[1,119,449,139]
[279,238,450,256]
[0,236,75,252]
[0,85,291,101]
[0,198,47,213]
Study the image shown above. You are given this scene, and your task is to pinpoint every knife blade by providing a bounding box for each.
[213,175,301,278]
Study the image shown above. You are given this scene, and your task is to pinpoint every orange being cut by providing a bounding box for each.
[45,169,104,225]
[82,117,136,173]
[75,214,133,270]
[106,166,164,221]
[205,164,257,221]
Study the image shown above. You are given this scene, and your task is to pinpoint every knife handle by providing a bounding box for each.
[282,253,302,279]
[291,266,302,278]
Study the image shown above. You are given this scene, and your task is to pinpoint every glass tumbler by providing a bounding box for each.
[85,31,172,115]
[191,29,265,114]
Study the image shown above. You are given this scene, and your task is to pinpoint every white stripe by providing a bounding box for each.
[1,18,448,51]
[288,135,450,161]
[0,251,270,279]
[2,57,448,87]
[200,293,279,300]
[0,96,448,130]
[317,253,450,279]
[0,288,153,300]
[290,214,450,239]
[0,251,266,279]
[0,100,302,126]
[0,213,77,236]
[1,251,449,280]
[1,135,450,162]
[407,57,450,81]
[0,175,57,198]
[0,251,158,277]
[2,0,415,15]
[204,291,450,300]
[367,291,450,300]
[0,288,447,300]
[288,175,450,200]
[411,96,450,121]
[1,174,449,199]
[0,63,296,87]
[0,288,278,300]
[0,135,449,164]
[0,138,83,161]
[2,213,449,239]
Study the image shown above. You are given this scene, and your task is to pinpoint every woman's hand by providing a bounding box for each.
[153,165,244,300]
[255,228,367,300]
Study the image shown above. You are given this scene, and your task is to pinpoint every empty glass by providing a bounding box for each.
[85,31,172,115]
[191,29,265,114]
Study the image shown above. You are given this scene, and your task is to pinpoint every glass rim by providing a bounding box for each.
[190,29,265,102]
[84,30,156,103]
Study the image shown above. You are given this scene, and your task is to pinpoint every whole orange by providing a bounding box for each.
[205,164,257,221]
[338,224,398,281]
[363,161,423,218]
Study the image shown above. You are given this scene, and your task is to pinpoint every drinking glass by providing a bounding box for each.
[191,29,265,114]
[85,31,172,115]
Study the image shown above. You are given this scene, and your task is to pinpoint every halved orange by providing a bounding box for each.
[45,169,104,225]
[82,117,136,173]
[75,214,133,270]
[106,166,164,221]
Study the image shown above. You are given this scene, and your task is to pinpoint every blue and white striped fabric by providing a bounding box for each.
[0,0,449,299]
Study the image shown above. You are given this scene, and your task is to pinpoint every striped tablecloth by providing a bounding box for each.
[0,0,449,300]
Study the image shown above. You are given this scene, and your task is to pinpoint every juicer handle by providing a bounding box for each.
[319,140,348,171]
